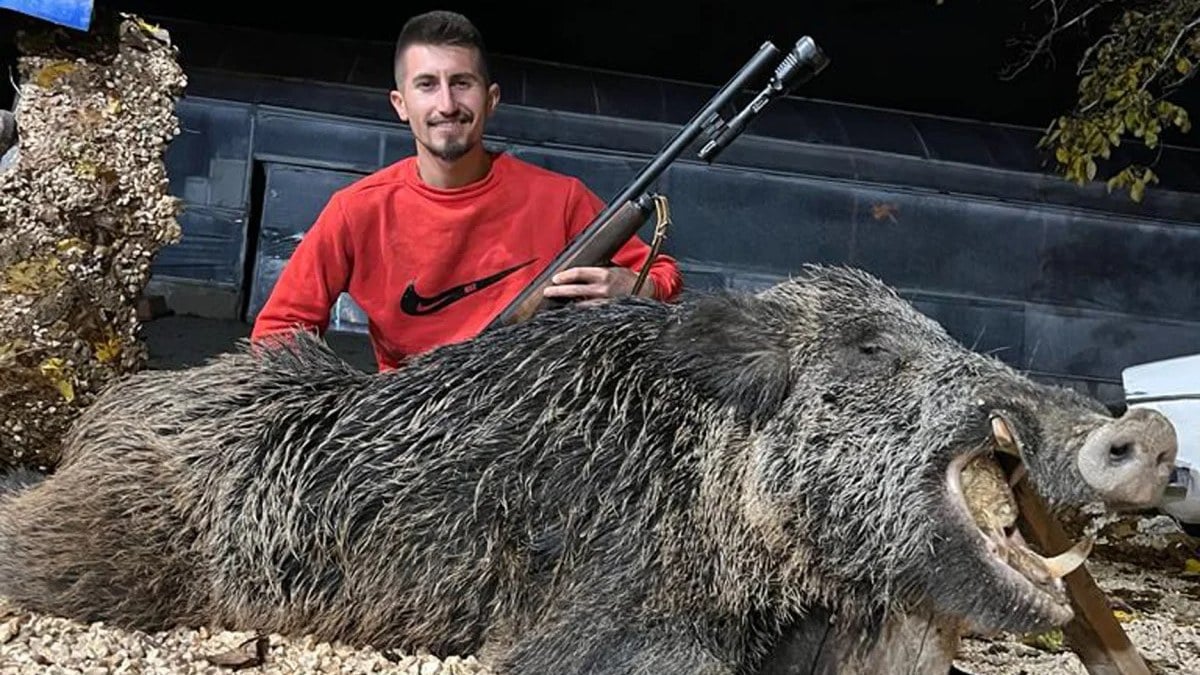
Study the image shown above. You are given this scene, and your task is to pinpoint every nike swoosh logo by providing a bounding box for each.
[400,258,537,316]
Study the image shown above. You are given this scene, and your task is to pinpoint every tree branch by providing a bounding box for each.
[1139,15,1200,94]
[1000,0,1115,81]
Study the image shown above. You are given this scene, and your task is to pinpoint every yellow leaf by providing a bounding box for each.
[1184,558,1200,575]
[1131,179,1146,203]
[1113,609,1135,622]
[93,335,122,363]
[1022,628,1065,652]
[75,160,98,178]
[33,61,76,88]
[1055,146,1071,164]
[2,258,64,294]
[38,357,75,403]
[1177,58,1192,75]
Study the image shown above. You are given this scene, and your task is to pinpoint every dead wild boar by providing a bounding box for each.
[0,265,1176,674]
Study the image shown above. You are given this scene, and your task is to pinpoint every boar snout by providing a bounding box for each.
[1077,407,1177,509]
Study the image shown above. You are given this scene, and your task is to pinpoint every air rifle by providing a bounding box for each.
[484,36,830,331]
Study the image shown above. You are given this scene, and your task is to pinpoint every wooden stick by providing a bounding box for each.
[1012,479,1152,675]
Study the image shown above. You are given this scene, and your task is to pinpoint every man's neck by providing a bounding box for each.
[415,147,493,189]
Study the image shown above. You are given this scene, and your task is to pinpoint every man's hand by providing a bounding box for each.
[543,266,656,303]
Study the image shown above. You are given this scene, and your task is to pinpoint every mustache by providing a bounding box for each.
[428,113,473,125]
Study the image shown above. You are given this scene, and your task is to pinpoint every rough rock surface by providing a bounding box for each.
[0,11,185,470]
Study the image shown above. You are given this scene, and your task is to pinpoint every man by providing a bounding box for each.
[251,10,683,371]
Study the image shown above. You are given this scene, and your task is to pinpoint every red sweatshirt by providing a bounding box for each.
[251,152,683,371]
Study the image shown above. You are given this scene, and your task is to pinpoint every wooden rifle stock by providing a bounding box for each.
[484,36,830,332]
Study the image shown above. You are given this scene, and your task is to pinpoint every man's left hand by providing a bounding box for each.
[543,266,656,303]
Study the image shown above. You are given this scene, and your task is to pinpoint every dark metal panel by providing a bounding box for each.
[521,60,596,114]
[826,104,928,158]
[166,98,253,210]
[185,70,398,123]
[1033,213,1200,322]
[594,70,666,123]
[381,129,418,166]
[246,163,366,323]
[749,97,850,147]
[505,146,647,202]
[903,293,1027,368]
[1022,305,1200,384]
[655,163,856,273]
[659,81,720,126]
[853,186,1044,302]
[254,109,385,171]
[980,126,1044,172]
[151,205,246,286]
[487,105,675,160]
[910,115,1000,167]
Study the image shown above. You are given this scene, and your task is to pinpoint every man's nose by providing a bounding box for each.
[434,83,457,114]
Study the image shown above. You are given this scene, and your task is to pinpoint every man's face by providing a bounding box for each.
[390,44,500,162]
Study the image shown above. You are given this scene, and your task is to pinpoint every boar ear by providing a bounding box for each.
[659,293,792,421]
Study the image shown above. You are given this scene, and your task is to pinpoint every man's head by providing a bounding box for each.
[389,10,500,164]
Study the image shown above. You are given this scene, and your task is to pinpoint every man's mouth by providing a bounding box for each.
[945,416,1093,623]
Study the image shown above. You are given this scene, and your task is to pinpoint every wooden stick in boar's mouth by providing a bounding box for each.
[1006,449,1153,675]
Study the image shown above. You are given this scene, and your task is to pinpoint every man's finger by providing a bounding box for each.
[551,267,607,285]
[543,283,607,299]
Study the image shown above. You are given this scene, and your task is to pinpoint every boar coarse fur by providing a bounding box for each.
[0,265,1150,673]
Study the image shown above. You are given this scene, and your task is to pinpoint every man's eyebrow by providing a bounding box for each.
[410,71,481,81]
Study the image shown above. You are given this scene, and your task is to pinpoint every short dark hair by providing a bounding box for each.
[393,10,491,88]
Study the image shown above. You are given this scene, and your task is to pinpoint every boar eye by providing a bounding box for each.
[859,342,883,356]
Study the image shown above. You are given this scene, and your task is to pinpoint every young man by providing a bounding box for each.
[251,9,683,372]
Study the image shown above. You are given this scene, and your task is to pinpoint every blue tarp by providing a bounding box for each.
[0,0,93,30]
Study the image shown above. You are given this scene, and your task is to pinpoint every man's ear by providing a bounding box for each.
[486,82,501,116]
[658,293,793,422]
[389,90,409,123]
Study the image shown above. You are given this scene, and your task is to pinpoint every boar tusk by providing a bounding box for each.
[1039,537,1094,579]
[990,415,1022,457]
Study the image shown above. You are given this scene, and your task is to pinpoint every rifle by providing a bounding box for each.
[484,36,830,331]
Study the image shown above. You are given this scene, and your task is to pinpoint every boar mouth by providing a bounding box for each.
[944,415,1092,626]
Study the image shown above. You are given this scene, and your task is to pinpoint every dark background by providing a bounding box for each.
[3,0,1197,147]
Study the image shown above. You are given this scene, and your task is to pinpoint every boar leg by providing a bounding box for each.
[755,607,960,675]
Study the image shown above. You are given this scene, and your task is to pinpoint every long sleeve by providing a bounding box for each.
[565,180,684,302]
[251,193,354,341]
